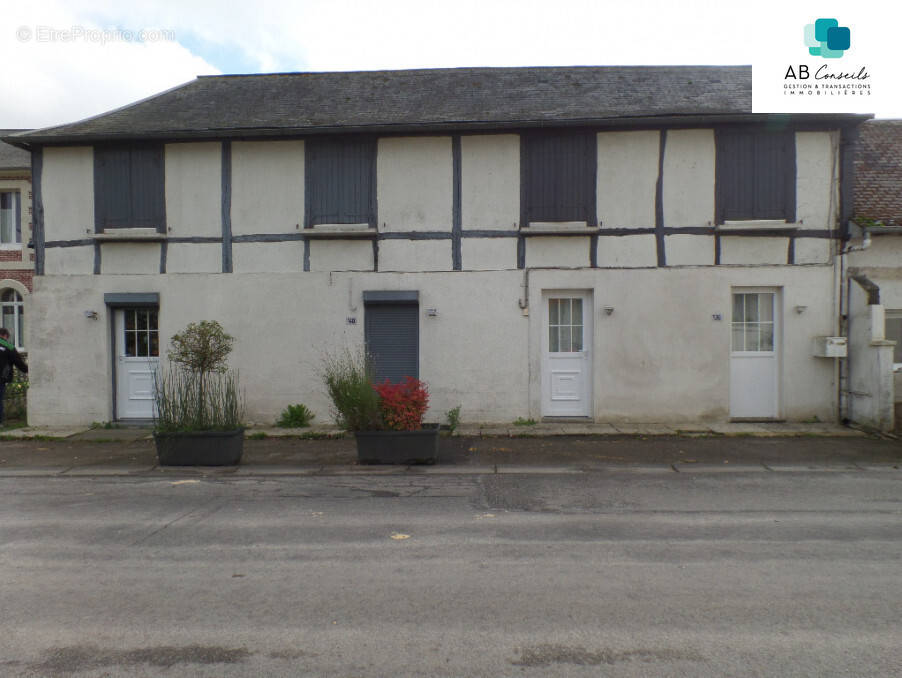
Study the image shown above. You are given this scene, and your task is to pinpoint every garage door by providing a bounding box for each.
[364,291,419,384]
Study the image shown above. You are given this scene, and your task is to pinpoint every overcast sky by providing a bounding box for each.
[2,0,899,129]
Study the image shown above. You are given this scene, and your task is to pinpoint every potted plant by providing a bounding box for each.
[322,349,438,464]
[153,320,245,466]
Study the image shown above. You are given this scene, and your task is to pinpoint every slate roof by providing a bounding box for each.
[854,120,902,225]
[0,130,31,169]
[9,66,758,144]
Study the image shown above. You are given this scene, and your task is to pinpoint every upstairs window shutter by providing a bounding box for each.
[716,129,795,224]
[523,130,596,224]
[94,145,165,231]
[306,136,376,226]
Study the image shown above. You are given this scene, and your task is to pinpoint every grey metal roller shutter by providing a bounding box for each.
[364,297,419,384]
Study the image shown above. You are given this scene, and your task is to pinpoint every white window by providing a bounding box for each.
[0,191,20,245]
[0,289,24,350]
[886,311,902,371]
[548,297,584,353]
[732,292,775,352]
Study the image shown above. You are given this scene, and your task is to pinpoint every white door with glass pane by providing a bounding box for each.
[730,290,779,419]
[115,308,160,419]
[542,291,593,417]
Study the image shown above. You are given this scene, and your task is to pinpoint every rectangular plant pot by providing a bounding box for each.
[154,428,245,466]
[354,424,439,465]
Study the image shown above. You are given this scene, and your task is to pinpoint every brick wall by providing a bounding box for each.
[855,120,902,224]
[0,269,33,291]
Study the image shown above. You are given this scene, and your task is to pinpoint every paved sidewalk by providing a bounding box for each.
[0,421,899,476]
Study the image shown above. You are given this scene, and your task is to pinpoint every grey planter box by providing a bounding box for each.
[154,428,245,466]
[354,425,439,465]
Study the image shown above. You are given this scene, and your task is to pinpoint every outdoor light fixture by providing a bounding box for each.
[603,306,614,316]
[84,310,98,320]
[795,305,808,314]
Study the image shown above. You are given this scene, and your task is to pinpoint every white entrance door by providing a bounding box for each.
[115,308,160,420]
[542,291,593,417]
[730,290,780,419]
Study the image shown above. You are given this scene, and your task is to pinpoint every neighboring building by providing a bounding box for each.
[848,119,902,431]
[4,67,869,427]
[0,131,33,352]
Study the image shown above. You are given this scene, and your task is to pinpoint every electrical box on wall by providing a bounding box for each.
[813,336,847,358]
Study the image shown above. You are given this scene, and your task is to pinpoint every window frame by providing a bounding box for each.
[715,127,796,226]
[304,135,377,229]
[521,129,597,227]
[0,190,21,247]
[886,310,902,371]
[93,143,166,232]
[0,288,25,350]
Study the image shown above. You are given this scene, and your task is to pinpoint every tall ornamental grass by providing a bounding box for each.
[321,348,382,431]
[154,366,244,432]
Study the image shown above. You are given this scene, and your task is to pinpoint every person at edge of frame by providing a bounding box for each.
[0,327,27,425]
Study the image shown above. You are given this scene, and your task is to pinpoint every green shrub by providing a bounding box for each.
[3,373,28,421]
[277,403,315,428]
[445,405,462,434]
[321,348,382,431]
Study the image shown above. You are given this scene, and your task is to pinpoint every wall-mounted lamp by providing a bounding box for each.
[794,305,808,315]
[603,306,614,316]
[426,308,438,317]
[84,310,98,320]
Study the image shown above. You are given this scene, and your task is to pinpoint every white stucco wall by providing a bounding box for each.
[721,237,789,265]
[101,243,160,274]
[231,140,305,235]
[795,131,838,230]
[378,240,452,272]
[42,146,94,240]
[597,130,659,229]
[28,264,838,427]
[795,238,833,265]
[44,247,94,275]
[666,235,715,266]
[167,243,222,274]
[460,134,519,230]
[595,235,657,268]
[461,238,517,270]
[164,142,221,238]
[525,237,591,268]
[378,137,452,232]
[662,129,715,227]
[232,241,303,273]
[309,240,373,272]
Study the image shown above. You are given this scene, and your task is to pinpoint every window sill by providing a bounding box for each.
[92,228,166,242]
[717,220,797,232]
[521,222,600,236]
[303,225,377,239]
[865,226,902,237]
[0,243,23,250]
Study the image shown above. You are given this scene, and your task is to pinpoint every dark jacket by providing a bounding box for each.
[0,340,27,384]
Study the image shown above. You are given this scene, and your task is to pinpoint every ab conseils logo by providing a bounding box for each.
[804,18,851,58]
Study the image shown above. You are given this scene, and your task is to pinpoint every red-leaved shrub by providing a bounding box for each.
[374,377,430,431]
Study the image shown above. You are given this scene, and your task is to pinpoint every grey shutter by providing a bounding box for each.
[364,300,419,384]
[717,129,795,223]
[129,146,165,230]
[94,145,164,230]
[306,137,375,226]
[523,131,594,223]
[94,147,132,230]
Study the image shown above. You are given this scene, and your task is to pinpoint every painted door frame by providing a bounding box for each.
[729,286,783,420]
[540,289,594,418]
[106,294,161,421]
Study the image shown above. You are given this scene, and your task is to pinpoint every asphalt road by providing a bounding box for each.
[1,468,900,677]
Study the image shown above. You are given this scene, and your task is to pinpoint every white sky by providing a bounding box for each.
[2,0,899,129]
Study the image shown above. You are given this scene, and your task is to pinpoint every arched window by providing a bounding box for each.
[0,289,24,349]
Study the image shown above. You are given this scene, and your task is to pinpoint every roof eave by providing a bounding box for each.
[6,112,873,146]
